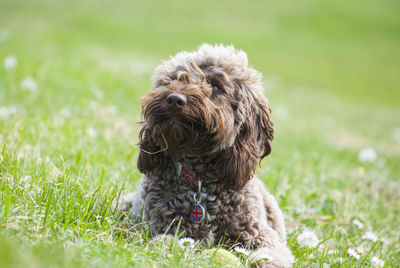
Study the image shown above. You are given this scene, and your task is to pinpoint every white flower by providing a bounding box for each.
[92,88,104,100]
[21,77,37,91]
[233,246,251,256]
[335,257,344,264]
[20,175,32,182]
[352,219,364,229]
[86,128,98,138]
[52,116,65,127]
[177,237,196,249]
[0,106,17,119]
[60,108,72,118]
[297,229,319,248]
[362,231,378,242]
[371,256,384,268]
[392,128,400,143]
[252,248,273,261]
[107,105,118,115]
[356,246,364,255]
[380,237,388,245]
[347,248,360,260]
[89,101,98,110]
[323,264,330,268]
[4,55,17,70]
[328,249,338,255]
[358,147,377,163]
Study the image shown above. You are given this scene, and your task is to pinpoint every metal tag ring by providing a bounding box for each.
[193,192,201,202]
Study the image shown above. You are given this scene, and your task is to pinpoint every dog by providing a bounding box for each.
[120,44,294,267]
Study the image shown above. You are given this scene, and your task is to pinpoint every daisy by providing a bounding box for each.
[21,77,37,91]
[233,246,251,256]
[107,105,118,115]
[335,257,344,264]
[352,219,364,229]
[4,55,17,70]
[92,88,104,100]
[86,127,98,138]
[297,229,319,248]
[356,247,364,255]
[362,231,378,242]
[347,248,360,260]
[59,108,72,118]
[0,106,17,119]
[177,237,196,249]
[89,101,98,111]
[327,249,338,255]
[371,256,384,268]
[20,175,32,183]
[358,147,377,163]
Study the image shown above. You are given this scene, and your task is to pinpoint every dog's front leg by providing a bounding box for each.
[118,176,148,222]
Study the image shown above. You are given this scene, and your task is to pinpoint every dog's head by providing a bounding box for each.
[138,44,273,190]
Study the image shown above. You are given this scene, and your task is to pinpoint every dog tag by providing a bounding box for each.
[190,202,205,223]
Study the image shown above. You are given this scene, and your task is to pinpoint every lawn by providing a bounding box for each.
[0,0,399,267]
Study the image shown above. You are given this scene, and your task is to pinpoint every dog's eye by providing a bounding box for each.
[212,85,220,92]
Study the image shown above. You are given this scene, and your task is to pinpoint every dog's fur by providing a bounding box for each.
[120,44,293,267]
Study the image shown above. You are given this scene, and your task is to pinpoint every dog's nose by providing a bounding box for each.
[166,93,187,110]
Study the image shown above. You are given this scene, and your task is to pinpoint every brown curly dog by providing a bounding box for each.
[120,44,294,267]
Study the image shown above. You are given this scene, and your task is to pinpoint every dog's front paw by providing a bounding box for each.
[118,193,136,220]
[251,245,294,268]
[147,234,174,248]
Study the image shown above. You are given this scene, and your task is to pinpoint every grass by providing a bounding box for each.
[0,0,399,267]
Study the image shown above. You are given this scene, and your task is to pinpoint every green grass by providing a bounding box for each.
[0,0,399,267]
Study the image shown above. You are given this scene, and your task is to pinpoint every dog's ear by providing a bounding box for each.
[255,97,274,160]
[214,85,274,191]
[214,123,259,191]
[137,125,168,176]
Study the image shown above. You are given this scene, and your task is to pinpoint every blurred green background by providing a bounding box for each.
[2,0,399,106]
[1,0,399,267]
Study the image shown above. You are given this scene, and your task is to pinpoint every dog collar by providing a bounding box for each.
[180,166,206,187]
[180,166,218,187]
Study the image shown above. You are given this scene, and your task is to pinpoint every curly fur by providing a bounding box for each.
[120,44,293,267]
